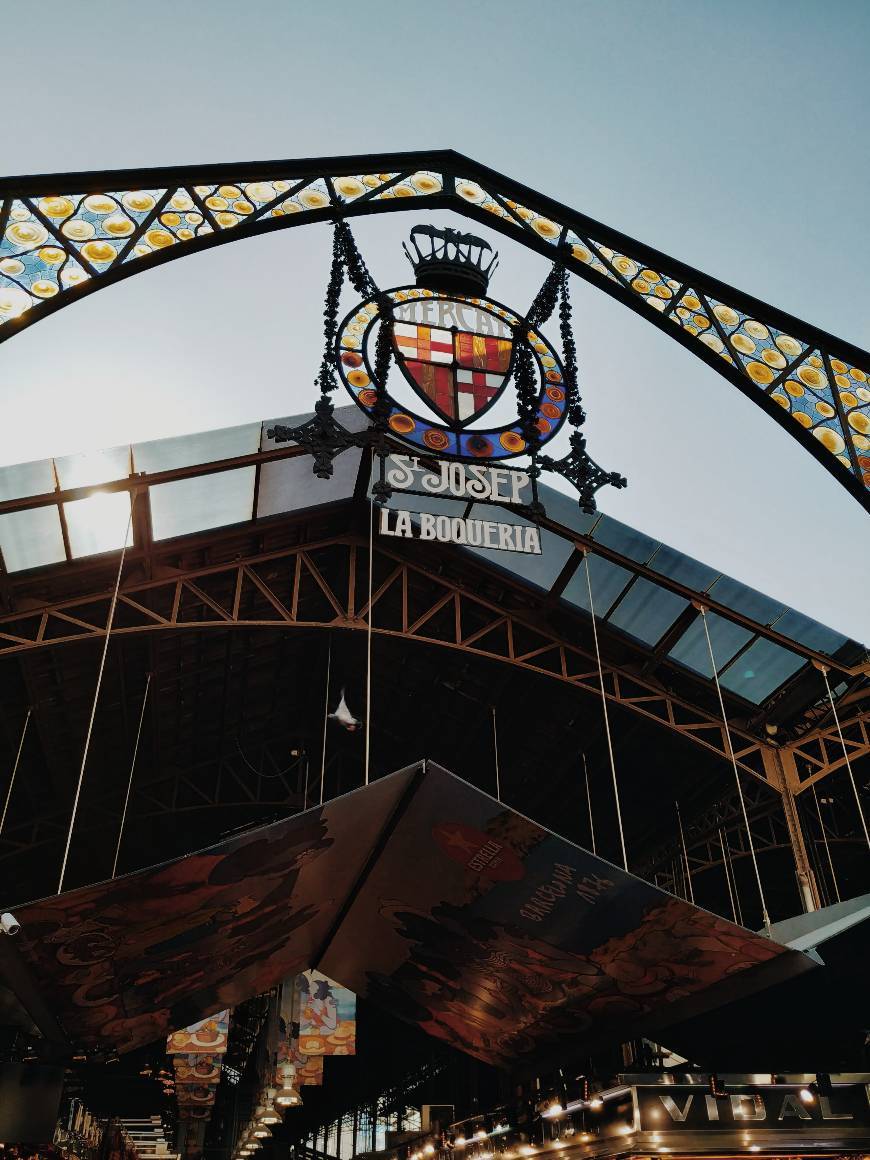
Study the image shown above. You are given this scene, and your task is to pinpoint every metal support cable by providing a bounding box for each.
[718,825,738,923]
[699,606,771,934]
[320,637,331,806]
[811,780,841,903]
[491,706,501,801]
[675,800,695,904]
[111,673,151,879]
[583,553,627,869]
[583,751,596,854]
[819,665,870,853]
[364,498,374,787]
[58,496,135,895]
[0,708,31,839]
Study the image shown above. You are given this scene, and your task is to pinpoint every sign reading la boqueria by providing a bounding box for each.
[376,453,542,554]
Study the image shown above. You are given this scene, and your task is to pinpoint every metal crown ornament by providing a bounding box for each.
[403,225,498,296]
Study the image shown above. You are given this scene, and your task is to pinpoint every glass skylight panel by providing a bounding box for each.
[464,503,574,590]
[707,575,786,626]
[258,449,361,519]
[561,553,632,616]
[718,637,807,703]
[150,465,256,540]
[647,543,719,591]
[773,608,849,656]
[605,577,689,646]
[55,444,131,489]
[133,423,261,474]
[0,458,55,502]
[64,491,133,557]
[0,506,66,571]
[590,516,659,564]
[667,611,754,676]
[535,482,600,537]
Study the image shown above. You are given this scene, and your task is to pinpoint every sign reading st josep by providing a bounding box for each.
[376,453,542,555]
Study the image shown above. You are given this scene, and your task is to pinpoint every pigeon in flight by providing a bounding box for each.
[329,688,363,732]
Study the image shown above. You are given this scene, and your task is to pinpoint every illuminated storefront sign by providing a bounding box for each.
[635,1082,870,1130]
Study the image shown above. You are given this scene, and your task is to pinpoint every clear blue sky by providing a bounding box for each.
[1,0,868,643]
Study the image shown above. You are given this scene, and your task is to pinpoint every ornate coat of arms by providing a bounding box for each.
[336,225,569,461]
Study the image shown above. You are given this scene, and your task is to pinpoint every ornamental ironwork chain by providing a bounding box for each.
[314,224,347,397]
[538,263,627,513]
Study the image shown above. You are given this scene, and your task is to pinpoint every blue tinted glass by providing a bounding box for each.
[536,483,600,536]
[464,503,574,589]
[718,638,807,703]
[648,543,719,591]
[707,575,785,626]
[606,578,689,645]
[668,611,754,675]
[773,608,849,656]
[562,554,633,616]
[591,516,659,563]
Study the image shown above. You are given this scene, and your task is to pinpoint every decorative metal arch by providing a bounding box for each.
[1,149,869,508]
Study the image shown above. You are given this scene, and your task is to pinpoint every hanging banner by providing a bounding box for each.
[167,1011,230,1054]
[172,1054,223,1085]
[277,977,325,1085]
[296,1054,325,1085]
[167,1011,231,1153]
[297,970,357,1056]
[175,1085,218,1108]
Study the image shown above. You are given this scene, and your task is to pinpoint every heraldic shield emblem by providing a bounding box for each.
[392,303,513,426]
[336,224,571,460]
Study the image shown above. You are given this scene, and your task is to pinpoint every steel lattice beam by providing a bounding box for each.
[0,534,776,784]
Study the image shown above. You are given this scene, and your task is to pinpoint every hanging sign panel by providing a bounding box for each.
[378,453,542,555]
[297,970,357,1056]
[166,1012,230,1055]
[379,508,541,555]
[383,455,534,506]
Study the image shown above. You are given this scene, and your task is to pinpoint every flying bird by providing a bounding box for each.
[329,688,362,732]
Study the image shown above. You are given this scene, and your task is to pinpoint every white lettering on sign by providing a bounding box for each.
[384,454,530,505]
[379,507,541,555]
[393,299,512,339]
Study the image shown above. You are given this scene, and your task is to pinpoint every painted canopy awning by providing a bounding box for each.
[5,762,814,1066]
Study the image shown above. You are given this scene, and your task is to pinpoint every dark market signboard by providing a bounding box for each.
[635,1082,870,1131]
[8,764,813,1062]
